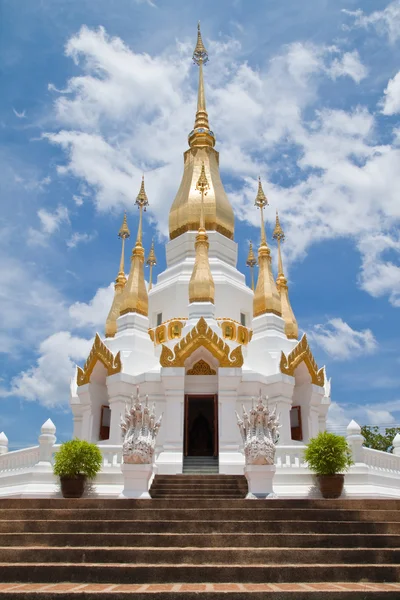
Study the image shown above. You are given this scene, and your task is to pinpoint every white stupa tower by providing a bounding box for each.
[70,24,331,473]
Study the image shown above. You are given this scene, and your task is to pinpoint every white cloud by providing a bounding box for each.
[328,50,368,83]
[327,400,398,430]
[343,2,400,43]
[358,233,400,307]
[12,108,26,119]
[43,26,400,306]
[66,231,96,248]
[69,283,114,328]
[381,70,400,115]
[7,332,92,408]
[28,205,70,246]
[73,194,84,206]
[309,318,378,360]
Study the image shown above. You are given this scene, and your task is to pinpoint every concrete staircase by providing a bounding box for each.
[183,456,219,473]
[0,497,400,598]
[150,474,247,498]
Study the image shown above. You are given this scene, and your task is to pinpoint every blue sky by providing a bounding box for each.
[1,0,400,449]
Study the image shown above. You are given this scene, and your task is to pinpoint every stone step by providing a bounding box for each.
[0,563,399,584]
[1,583,400,599]
[150,492,245,497]
[2,532,400,548]
[1,519,399,534]
[2,498,400,509]
[1,508,399,521]
[1,547,399,564]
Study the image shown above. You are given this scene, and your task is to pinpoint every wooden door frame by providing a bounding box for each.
[184,394,218,457]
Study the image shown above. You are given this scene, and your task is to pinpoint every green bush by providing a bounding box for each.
[304,431,353,476]
[53,439,102,479]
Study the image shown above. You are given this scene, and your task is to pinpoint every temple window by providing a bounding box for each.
[156,312,163,326]
[240,312,246,326]
[290,406,303,441]
[99,405,111,441]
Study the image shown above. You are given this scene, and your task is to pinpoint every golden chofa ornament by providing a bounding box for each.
[168,23,234,242]
[105,213,131,337]
[188,162,215,304]
[246,241,257,292]
[146,239,157,291]
[253,178,282,317]
[119,176,149,317]
[273,211,298,339]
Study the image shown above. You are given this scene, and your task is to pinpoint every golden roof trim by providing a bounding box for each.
[77,334,122,386]
[280,334,324,387]
[160,317,244,368]
[187,359,216,376]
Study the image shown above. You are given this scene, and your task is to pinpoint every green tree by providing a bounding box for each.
[361,426,400,453]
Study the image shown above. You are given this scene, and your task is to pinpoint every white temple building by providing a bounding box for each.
[1,25,400,498]
[70,24,331,475]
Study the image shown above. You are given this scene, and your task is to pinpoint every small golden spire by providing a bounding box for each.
[189,22,214,149]
[105,213,131,337]
[273,211,298,339]
[246,241,257,291]
[119,177,149,317]
[189,162,215,303]
[253,178,281,317]
[146,239,157,291]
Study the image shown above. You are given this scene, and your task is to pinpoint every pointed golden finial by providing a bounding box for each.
[146,239,157,291]
[189,161,214,304]
[273,211,298,339]
[105,214,131,337]
[189,23,214,149]
[253,179,281,317]
[246,241,257,292]
[119,177,149,317]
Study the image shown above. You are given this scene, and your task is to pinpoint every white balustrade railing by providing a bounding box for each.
[363,447,400,473]
[98,445,123,469]
[0,446,40,473]
[275,445,307,468]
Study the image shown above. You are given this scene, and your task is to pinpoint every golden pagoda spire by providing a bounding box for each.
[273,211,298,339]
[189,162,215,303]
[253,178,282,317]
[168,23,234,242]
[146,238,157,291]
[246,241,257,291]
[119,176,149,317]
[105,213,131,337]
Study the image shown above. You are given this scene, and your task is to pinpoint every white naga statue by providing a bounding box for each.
[236,394,280,465]
[120,387,162,464]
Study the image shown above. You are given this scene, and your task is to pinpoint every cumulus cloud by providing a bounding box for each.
[28,205,70,246]
[327,398,400,430]
[328,50,368,83]
[69,283,114,328]
[343,1,400,44]
[309,318,378,360]
[66,231,96,249]
[381,70,400,115]
[7,332,92,408]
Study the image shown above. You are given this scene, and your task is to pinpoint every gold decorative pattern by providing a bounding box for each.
[105,213,130,338]
[187,359,216,375]
[148,319,186,345]
[160,317,244,368]
[280,334,324,387]
[77,334,122,386]
[216,318,252,345]
[273,211,298,340]
[168,320,184,340]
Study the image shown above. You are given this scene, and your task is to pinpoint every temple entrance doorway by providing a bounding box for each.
[184,395,218,457]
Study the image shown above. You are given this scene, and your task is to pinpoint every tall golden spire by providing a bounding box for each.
[168,24,234,241]
[146,239,157,291]
[105,213,131,337]
[189,162,215,303]
[253,178,282,317]
[119,176,149,317]
[246,241,257,291]
[273,211,298,339]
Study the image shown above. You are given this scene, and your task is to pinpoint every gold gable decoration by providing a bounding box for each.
[280,334,324,387]
[187,360,216,376]
[77,334,122,386]
[160,317,243,368]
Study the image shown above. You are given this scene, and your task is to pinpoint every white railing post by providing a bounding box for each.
[38,419,56,465]
[346,420,365,463]
[393,434,400,457]
[0,432,8,455]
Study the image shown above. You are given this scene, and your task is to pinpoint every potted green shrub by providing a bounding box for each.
[53,439,102,498]
[304,431,353,499]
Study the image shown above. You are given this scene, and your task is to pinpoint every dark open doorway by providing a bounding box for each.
[184,395,218,457]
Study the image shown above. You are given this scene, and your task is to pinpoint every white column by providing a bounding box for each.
[157,368,185,474]
[308,387,324,441]
[218,369,244,474]
[108,396,129,444]
[0,432,8,455]
[38,419,56,465]
[275,397,293,444]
